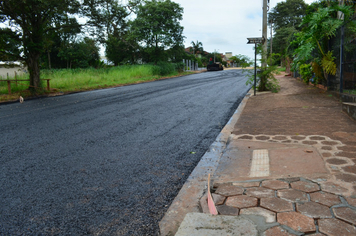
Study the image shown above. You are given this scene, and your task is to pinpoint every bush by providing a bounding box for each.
[299,63,313,84]
[152,61,185,75]
[174,62,185,72]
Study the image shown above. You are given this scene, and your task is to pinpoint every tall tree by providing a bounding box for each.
[268,0,308,67]
[58,37,100,69]
[130,0,184,63]
[268,0,308,31]
[0,0,80,91]
[190,40,203,57]
[82,0,132,43]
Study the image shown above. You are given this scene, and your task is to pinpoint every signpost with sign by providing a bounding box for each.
[247,37,264,96]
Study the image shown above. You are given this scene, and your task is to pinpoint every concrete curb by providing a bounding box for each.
[158,91,252,236]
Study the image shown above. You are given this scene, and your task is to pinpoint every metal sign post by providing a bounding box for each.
[247,37,264,96]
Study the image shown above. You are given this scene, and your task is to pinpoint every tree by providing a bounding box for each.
[268,0,308,31]
[105,33,138,65]
[0,0,80,91]
[58,37,100,69]
[190,40,203,57]
[130,0,184,64]
[0,28,21,62]
[292,3,354,81]
[268,0,308,70]
[229,54,251,67]
[82,0,131,43]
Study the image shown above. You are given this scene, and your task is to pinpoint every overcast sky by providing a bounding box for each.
[174,0,316,61]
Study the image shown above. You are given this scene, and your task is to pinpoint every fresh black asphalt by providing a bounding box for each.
[0,69,251,235]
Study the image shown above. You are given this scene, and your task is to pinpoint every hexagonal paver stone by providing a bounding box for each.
[215,184,244,197]
[263,226,298,236]
[326,158,348,165]
[277,212,316,233]
[212,193,226,205]
[237,135,254,140]
[345,196,356,207]
[262,180,289,190]
[333,207,356,225]
[273,136,288,140]
[321,146,333,150]
[277,189,308,203]
[256,135,270,140]
[245,187,275,198]
[310,136,326,141]
[260,197,294,213]
[233,181,260,188]
[302,140,318,145]
[216,205,239,216]
[296,202,332,219]
[335,173,356,183]
[320,182,349,195]
[291,181,320,193]
[322,152,332,158]
[309,191,341,207]
[291,136,306,141]
[321,141,339,145]
[240,207,276,223]
[319,218,356,236]
[225,195,258,208]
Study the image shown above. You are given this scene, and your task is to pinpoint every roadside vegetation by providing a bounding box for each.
[253,0,355,93]
[0,64,192,102]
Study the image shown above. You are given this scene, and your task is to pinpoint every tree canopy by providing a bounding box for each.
[130,0,184,63]
[268,0,308,31]
[0,0,81,90]
[190,40,203,57]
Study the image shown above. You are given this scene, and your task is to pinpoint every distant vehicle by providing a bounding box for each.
[207,62,224,71]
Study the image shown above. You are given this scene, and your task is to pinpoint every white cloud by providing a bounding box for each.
[175,0,317,61]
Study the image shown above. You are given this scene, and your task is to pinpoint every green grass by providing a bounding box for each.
[276,67,286,72]
[0,64,192,102]
[343,90,356,95]
[42,65,162,92]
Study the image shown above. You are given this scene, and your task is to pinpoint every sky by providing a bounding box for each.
[174,0,316,61]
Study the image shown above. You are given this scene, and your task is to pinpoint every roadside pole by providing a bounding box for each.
[247,38,264,96]
[254,43,257,96]
[262,0,268,68]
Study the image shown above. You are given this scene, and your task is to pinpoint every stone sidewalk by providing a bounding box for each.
[175,73,356,235]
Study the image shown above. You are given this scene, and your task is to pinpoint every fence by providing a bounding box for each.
[182,59,199,71]
[328,16,356,94]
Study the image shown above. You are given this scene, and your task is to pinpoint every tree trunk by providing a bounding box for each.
[47,50,51,70]
[27,52,41,92]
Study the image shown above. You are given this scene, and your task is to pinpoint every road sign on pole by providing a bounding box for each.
[247,37,264,44]
[247,37,264,96]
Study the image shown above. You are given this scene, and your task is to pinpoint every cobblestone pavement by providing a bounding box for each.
[232,74,356,186]
[201,178,356,235]
[198,74,356,235]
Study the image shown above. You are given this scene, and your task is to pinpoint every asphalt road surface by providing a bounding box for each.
[0,69,251,235]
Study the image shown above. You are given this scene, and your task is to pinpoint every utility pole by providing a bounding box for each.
[270,20,273,66]
[262,0,269,68]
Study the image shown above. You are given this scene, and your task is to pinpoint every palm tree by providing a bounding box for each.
[190,40,203,57]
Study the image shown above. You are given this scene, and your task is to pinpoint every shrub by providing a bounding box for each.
[152,62,182,76]
[299,63,313,84]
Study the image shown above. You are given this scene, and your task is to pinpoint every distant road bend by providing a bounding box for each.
[0,69,251,235]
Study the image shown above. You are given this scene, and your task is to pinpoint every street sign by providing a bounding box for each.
[247,37,265,96]
[247,37,264,44]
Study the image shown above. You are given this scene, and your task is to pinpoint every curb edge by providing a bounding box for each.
[158,91,252,236]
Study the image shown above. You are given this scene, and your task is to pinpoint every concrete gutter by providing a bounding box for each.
[159,91,252,236]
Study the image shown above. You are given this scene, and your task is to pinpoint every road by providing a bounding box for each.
[0,69,251,235]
